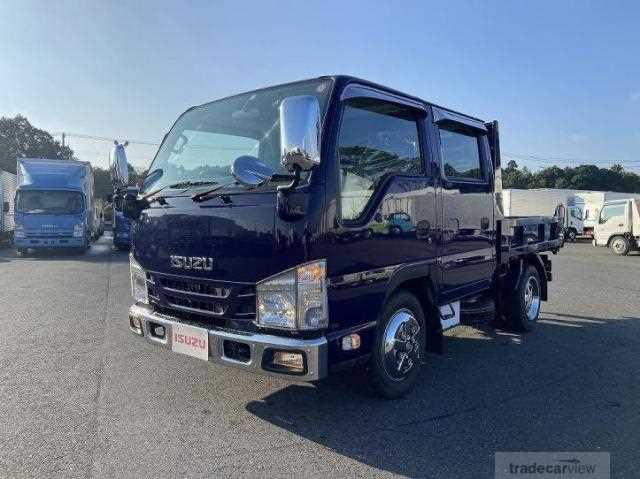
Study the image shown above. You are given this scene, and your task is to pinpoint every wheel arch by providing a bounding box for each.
[607,234,625,247]
[524,254,548,301]
[384,263,442,353]
[503,255,548,302]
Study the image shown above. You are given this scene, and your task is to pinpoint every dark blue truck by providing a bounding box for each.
[111,187,136,250]
[121,76,562,398]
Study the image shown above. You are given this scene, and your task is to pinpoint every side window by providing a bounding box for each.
[599,204,625,223]
[439,127,483,181]
[338,98,422,221]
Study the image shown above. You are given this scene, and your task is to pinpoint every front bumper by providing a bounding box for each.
[14,236,85,248]
[128,304,328,381]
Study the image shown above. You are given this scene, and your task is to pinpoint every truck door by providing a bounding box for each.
[433,109,495,301]
[324,87,438,330]
[595,202,628,245]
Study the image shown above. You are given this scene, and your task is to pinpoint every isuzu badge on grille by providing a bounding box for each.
[170,256,214,271]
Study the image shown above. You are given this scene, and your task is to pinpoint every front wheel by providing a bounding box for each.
[506,264,541,332]
[566,229,577,242]
[370,291,426,399]
[609,236,630,256]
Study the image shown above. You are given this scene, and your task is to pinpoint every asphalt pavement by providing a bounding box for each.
[0,235,638,478]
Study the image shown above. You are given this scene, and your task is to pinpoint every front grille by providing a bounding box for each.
[148,271,255,327]
[26,231,74,238]
[164,293,225,315]
[159,277,230,298]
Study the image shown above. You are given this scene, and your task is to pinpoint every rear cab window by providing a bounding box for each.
[438,126,485,182]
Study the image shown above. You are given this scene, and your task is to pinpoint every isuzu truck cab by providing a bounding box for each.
[122,76,562,397]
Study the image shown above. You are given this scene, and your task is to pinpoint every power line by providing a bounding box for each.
[52,131,159,146]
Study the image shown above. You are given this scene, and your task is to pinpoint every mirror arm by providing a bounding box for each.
[277,165,302,193]
[276,166,305,221]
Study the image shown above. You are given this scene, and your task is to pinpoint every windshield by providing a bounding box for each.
[16,190,84,215]
[141,79,333,193]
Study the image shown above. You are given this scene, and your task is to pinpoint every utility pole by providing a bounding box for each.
[61,132,65,148]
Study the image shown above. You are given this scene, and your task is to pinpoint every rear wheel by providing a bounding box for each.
[370,291,426,399]
[506,264,541,332]
[609,236,630,256]
[566,228,577,242]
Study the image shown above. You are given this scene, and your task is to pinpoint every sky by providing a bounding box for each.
[1,0,639,172]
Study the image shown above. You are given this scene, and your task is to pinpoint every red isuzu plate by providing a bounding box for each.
[171,323,209,361]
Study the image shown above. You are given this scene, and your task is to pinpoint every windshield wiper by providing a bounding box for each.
[142,180,219,204]
[191,182,235,202]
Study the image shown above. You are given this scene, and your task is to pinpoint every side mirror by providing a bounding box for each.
[231,155,274,187]
[279,95,321,172]
[110,141,129,188]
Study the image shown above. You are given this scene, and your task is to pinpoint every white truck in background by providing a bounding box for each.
[0,170,17,240]
[593,198,640,255]
[576,191,640,238]
[502,189,583,241]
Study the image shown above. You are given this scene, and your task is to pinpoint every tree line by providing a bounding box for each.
[0,115,129,200]
[502,160,640,193]
[2,114,640,198]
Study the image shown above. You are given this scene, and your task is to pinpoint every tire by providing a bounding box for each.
[370,290,426,399]
[506,264,542,332]
[609,236,630,256]
[566,229,577,242]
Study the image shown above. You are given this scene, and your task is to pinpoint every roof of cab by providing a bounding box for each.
[189,75,488,125]
[320,75,488,124]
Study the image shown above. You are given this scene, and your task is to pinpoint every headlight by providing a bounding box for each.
[256,259,328,330]
[14,225,25,239]
[129,254,148,304]
[73,223,84,238]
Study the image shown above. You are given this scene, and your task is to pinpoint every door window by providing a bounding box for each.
[599,204,625,224]
[338,98,422,220]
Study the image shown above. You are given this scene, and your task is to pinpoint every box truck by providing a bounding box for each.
[593,198,640,255]
[576,191,640,238]
[14,158,97,253]
[0,170,17,240]
[502,189,583,240]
